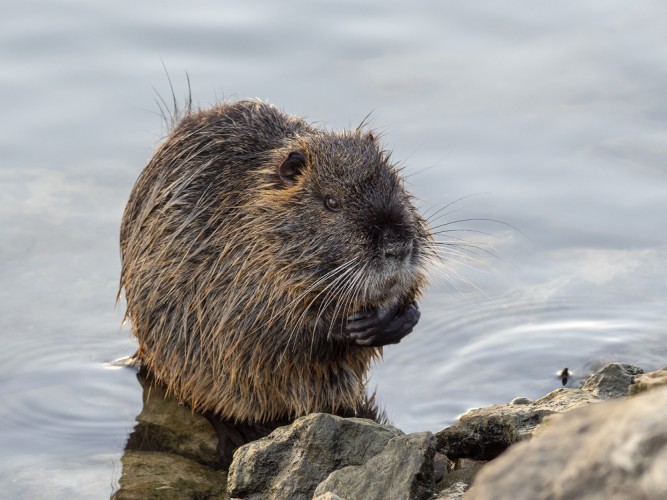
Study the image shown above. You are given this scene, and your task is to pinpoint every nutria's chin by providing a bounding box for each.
[119,99,432,426]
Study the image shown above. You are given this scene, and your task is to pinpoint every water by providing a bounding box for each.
[1,0,666,497]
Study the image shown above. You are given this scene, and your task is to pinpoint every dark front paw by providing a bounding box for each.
[342,301,420,347]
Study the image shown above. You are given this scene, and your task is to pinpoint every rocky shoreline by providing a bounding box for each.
[112,363,667,499]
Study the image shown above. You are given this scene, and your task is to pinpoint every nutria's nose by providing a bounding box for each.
[372,202,414,261]
[383,239,413,261]
[378,216,414,262]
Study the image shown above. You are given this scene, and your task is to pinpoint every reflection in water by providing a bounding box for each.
[113,363,227,498]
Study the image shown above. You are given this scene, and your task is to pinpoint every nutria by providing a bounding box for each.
[119,99,433,463]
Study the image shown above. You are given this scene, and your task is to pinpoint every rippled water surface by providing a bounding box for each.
[2,0,666,497]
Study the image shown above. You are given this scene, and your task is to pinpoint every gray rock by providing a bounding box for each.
[227,413,402,499]
[436,388,598,460]
[314,432,437,500]
[581,362,643,399]
[629,369,667,396]
[433,452,453,481]
[436,458,486,496]
[436,481,469,500]
[436,363,641,461]
[465,385,667,500]
[312,494,343,500]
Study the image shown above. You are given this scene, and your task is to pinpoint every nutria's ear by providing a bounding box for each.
[278,151,307,186]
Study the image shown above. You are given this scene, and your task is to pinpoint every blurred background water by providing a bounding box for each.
[1,0,666,497]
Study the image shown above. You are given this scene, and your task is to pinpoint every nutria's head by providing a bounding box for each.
[250,130,430,326]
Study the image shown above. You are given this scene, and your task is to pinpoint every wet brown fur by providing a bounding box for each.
[119,100,431,424]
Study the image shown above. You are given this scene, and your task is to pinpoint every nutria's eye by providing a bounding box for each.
[324,196,341,212]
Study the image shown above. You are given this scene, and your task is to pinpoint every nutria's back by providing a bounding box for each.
[120,100,432,425]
